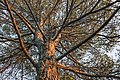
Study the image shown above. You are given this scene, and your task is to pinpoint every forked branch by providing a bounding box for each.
[57,6,120,61]
[5,0,37,68]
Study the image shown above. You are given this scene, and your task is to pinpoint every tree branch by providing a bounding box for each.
[90,0,101,12]
[5,0,37,68]
[52,0,74,41]
[57,63,120,79]
[53,1,118,41]
[24,0,46,42]
[65,1,117,26]
[11,8,35,34]
[43,0,60,24]
[56,6,120,61]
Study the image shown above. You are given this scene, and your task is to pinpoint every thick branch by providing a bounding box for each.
[66,1,117,26]
[5,0,37,68]
[57,63,120,79]
[52,0,74,40]
[24,0,46,42]
[57,6,120,61]
[53,1,118,41]
[0,0,35,34]
[97,34,120,39]
[11,8,35,34]
[90,0,101,12]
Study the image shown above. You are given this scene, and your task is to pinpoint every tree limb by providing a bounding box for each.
[57,63,120,79]
[56,6,120,61]
[24,0,46,42]
[5,0,37,68]
[53,1,118,41]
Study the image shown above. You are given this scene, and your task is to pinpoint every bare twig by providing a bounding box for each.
[57,6,120,61]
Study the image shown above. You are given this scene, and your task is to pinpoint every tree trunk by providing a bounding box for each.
[36,59,59,80]
[35,40,60,80]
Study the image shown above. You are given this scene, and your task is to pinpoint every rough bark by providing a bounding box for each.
[36,58,59,80]
[35,31,60,80]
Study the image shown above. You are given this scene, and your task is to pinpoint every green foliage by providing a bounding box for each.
[2,25,10,34]
[60,73,75,80]
[2,25,8,31]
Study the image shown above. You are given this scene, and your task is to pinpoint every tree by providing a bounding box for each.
[0,0,120,80]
